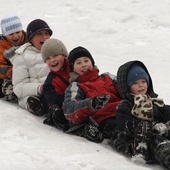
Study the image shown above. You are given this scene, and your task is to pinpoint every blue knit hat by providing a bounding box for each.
[127,64,149,87]
[1,14,23,36]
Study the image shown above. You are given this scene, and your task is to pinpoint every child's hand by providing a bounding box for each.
[153,123,168,136]
[92,95,110,110]
[37,84,44,95]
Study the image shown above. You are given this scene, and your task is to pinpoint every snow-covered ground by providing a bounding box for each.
[0,0,170,169]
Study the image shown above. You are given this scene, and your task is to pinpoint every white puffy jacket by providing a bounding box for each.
[12,42,49,109]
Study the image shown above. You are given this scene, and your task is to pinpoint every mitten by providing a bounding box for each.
[92,95,110,110]
[153,123,168,136]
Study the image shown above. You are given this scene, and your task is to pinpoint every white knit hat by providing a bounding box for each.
[1,14,23,36]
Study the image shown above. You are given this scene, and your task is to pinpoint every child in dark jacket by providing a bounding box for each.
[41,38,70,131]
[63,46,121,143]
[113,60,170,169]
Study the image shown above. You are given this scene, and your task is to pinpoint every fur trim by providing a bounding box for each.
[3,46,19,59]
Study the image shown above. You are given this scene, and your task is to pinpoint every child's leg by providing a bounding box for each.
[133,120,152,162]
[99,118,118,140]
[150,133,170,169]
[43,104,69,132]
[0,79,4,98]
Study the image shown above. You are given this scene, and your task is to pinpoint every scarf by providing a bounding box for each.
[131,94,164,121]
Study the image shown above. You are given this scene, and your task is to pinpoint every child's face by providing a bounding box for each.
[45,54,65,72]
[30,30,51,51]
[73,57,93,75]
[130,78,148,95]
[6,31,24,46]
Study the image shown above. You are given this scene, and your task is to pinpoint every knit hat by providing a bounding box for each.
[127,64,149,87]
[1,14,23,36]
[26,19,52,41]
[68,46,95,71]
[41,38,68,62]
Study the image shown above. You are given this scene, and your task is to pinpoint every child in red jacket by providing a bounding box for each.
[63,46,121,143]
[41,38,70,131]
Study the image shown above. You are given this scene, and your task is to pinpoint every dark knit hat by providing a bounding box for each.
[68,46,95,71]
[41,38,68,62]
[127,64,149,87]
[26,19,52,41]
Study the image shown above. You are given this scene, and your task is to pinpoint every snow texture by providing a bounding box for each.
[0,0,170,169]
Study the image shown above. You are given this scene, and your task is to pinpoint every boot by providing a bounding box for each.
[27,96,45,116]
[150,133,170,169]
[51,105,69,132]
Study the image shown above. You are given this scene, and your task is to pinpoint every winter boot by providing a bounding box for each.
[150,133,170,169]
[2,79,17,102]
[99,118,118,140]
[84,124,104,143]
[114,131,134,156]
[51,105,69,132]
[133,120,152,163]
[27,96,45,116]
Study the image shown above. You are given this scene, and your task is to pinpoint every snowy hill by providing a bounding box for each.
[0,0,170,169]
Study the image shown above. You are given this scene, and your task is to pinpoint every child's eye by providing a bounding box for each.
[75,61,81,65]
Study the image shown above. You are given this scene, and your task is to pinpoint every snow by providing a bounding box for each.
[0,0,169,169]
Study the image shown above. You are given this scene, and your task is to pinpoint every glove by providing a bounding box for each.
[92,95,110,110]
[153,123,168,136]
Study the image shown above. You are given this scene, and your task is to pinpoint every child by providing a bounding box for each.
[41,38,70,131]
[63,46,121,143]
[0,14,27,101]
[12,19,52,116]
[113,60,170,169]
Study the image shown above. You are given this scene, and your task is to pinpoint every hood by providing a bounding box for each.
[117,60,158,100]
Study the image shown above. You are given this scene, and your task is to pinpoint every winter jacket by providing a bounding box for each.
[0,31,26,79]
[12,42,50,109]
[63,68,121,125]
[116,60,170,132]
[43,58,70,107]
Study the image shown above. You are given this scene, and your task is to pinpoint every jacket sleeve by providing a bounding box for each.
[63,82,95,124]
[0,52,12,79]
[12,54,41,98]
[43,73,64,107]
[153,104,170,123]
[116,101,140,132]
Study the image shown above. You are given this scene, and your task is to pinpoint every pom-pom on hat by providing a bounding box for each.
[26,19,52,41]
[127,64,149,87]
[1,14,23,36]
[41,38,68,62]
[68,46,95,71]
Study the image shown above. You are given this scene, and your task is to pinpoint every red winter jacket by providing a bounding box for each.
[63,68,121,125]
[43,59,70,107]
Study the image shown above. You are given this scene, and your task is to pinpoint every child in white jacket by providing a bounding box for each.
[12,19,52,116]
